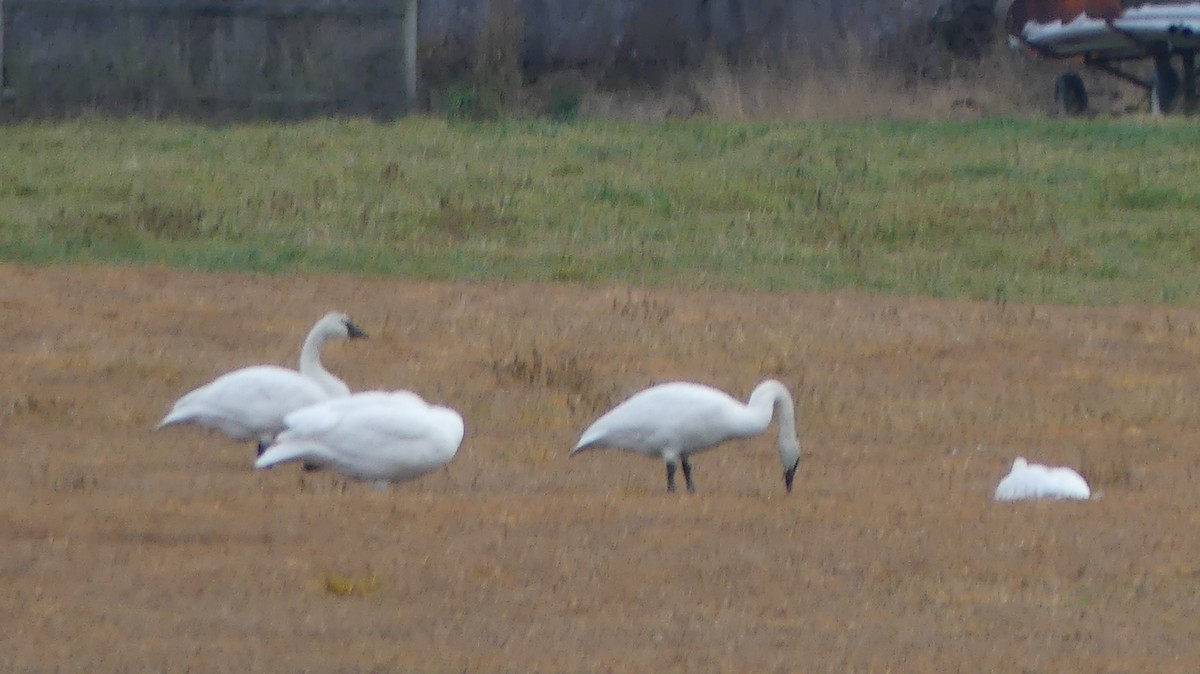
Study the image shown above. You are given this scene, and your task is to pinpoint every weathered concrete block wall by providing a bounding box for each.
[1,0,941,117]
[421,0,940,70]
[3,1,411,116]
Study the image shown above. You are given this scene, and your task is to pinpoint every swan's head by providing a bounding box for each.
[780,436,801,492]
[753,379,802,493]
[318,311,368,340]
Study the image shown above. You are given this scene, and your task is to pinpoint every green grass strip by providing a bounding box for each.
[4,116,1200,305]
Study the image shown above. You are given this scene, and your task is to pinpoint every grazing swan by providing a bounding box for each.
[993,457,1091,502]
[157,312,368,455]
[571,380,802,493]
[254,391,464,485]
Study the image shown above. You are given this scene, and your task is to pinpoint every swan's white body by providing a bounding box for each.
[158,312,367,453]
[993,458,1091,502]
[255,391,463,484]
[571,380,802,493]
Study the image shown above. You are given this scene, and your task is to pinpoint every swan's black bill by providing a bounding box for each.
[783,462,799,492]
[346,321,368,339]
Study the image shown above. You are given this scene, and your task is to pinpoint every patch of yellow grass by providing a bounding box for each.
[323,573,378,598]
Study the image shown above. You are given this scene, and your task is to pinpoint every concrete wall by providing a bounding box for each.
[423,0,939,69]
[0,0,941,117]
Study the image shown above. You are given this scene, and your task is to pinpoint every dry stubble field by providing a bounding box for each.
[4,263,1200,673]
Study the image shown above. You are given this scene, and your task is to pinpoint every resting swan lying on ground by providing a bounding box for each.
[993,457,1091,502]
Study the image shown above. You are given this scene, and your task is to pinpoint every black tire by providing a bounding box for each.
[1054,72,1088,116]
[1151,61,1181,114]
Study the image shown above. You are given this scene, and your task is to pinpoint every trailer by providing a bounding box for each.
[1002,0,1200,114]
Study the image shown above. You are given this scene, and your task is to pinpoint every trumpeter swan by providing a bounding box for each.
[993,457,1091,501]
[255,390,464,485]
[157,311,367,454]
[571,380,801,493]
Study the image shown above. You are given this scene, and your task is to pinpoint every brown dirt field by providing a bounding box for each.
[3,263,1200,673]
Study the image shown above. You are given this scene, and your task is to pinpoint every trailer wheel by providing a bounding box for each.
[1053,72,1088,116]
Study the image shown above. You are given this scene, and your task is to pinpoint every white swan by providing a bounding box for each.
[157,312,368,454]
[993,457,1091,502]
[571,380,802,493]
[254,390,464,485]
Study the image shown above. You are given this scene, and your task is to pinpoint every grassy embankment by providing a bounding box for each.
[2,116,1200,305]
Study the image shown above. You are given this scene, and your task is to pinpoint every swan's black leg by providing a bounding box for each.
[256,440,268,457]
[665,461,677,493]
[680,455,696,494]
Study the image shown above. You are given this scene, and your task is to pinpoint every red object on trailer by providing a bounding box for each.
[1002,0,1123,33]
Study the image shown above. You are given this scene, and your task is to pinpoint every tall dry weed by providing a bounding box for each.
[490,347,615,422]
[452,0,525,119]
[695,47,1043,121]
[579,38,1135,121]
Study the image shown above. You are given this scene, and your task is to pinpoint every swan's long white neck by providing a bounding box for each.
[743,380,801,468]
[298,323,351,397]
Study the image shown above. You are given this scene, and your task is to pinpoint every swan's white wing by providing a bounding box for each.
[160,365,330,440]
[1047,467,1092,500]
[346,404,464,479]
[280,394,421,442]
[573,382,743,455]
[281,390,427,436]
[277,401,347,440]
